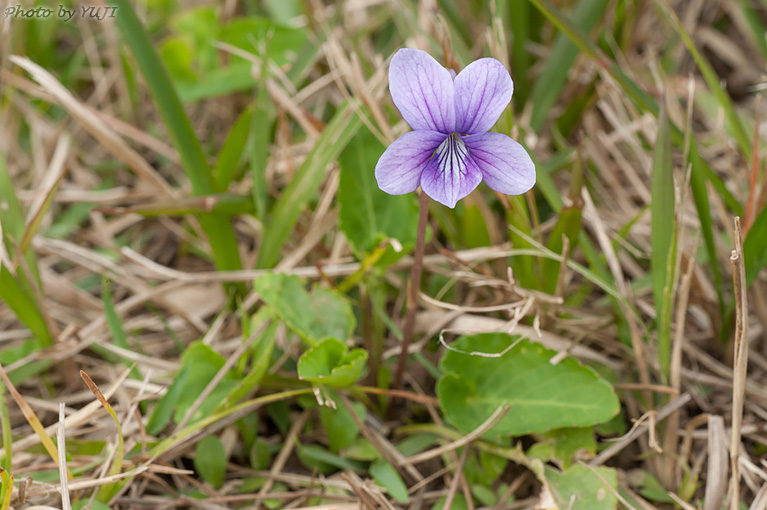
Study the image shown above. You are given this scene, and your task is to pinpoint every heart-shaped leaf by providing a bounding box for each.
[437,334,619,436]
[298,338,367,387]
[255,273,355,345]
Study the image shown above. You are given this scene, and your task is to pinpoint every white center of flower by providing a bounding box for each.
[435,133,469,181]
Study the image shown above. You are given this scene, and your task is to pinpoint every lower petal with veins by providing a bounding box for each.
[420,133,482,208]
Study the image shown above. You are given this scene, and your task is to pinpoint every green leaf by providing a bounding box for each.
[338,128,419,257]
[255,273,355,345]
[159,37,196,81]
[319,400,365,453]
[342,437,380,461]
[437,334,619,436]
[175,64,256,103]
[431,493,469,510]
[194,436,227,489]
[72,501,111,510]
[544,464,618,510]
[219,315,277,409]
[745,205,767,288]
[147,342,241,434]
[636,471,675,503]
[295,444,365,474]
[527,427,597,469]
[396,433,440,457]
[249,439,272,470]
[297,338,367,388]
[370,459,409,503]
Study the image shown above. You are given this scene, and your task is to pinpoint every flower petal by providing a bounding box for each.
[454,58,513,135]
[375,131,447,195]
[389,48,456,133]
[464,132,536,195]
[420,134,482,208]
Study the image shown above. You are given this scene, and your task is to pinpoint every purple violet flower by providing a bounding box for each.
[375,48,536,208]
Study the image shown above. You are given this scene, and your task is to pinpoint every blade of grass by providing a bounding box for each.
[0,154,41,286]
[0,267,53,347]
[530,0,727,319]
[529,0,610,132]
[101,279,142,379]
[110,0,244,294]
[543,145,584,294]
[16,134,70,258]
[0,469,12,510]
[656,0,750,160]
[256,100,363,268]
[506,0,532,105]
[149,387,313,458]
[744,204,767,287]
[651,107,675,377]
[736,0,767,59]
[251,56,273,221]
[214,106,253,193]
[0,387,10,472]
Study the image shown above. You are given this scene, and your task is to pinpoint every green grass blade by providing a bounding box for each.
[506,0,532,105]
[744,204,767,288]
[0,155,41,286]
[251,59,273,221]
[215,106,253,193]
[655,0,750,160]
[0,469,12,510]
[256,101,363,268]
[101,279,142,379]
[529,0,610,132]
[0,267,52,347]
[530,0,726,317]
[110,0,244,291]
[651,108,674,325]
[737,0,767,59]
[0,387,11,472]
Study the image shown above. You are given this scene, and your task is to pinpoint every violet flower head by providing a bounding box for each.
[375,48,536,208]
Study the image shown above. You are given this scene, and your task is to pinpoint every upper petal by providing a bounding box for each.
[389,48,456,133]
[464,132,535,195]
[375,130,447,195]
[454,58,513,135]
[420,133,483,208]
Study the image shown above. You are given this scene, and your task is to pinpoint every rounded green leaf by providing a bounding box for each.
[298,338,367,387]
[255,273,355,345]
[437,334,619,436]
[194,436,227,488]
[370,459,409,503]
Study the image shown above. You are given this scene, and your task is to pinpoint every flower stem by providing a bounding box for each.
[392,190,429,390]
